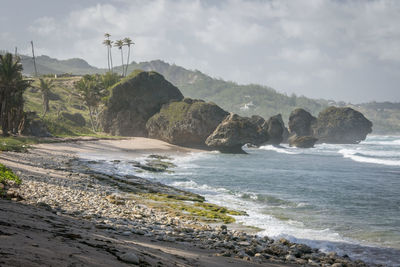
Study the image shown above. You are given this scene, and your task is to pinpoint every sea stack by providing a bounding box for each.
[312,106,373,144]
[101,70,184,136]
[146,98,229,148]
[205,113,269,153]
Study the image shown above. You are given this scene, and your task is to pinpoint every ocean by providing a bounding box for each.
[80,135,400,266]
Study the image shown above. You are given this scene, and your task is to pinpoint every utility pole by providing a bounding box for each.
[31,41,38,77]
[14,46,18,58]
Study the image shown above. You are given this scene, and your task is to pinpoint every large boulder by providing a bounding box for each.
[289,135,318,148]
[265,114,286,145]
[288,109,316,137]
[312,106,372,144]
[20,112,52,137]
[146,98,229,147]
[101,70,184,136]
[205,113,269,153]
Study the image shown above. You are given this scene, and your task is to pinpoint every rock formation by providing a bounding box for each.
[289,135,318,148]
[101,70,184,136]
[288,109,316,137]
[312,106,372,144]
[205,113,269,153]
[265,114,286,145]
[146,98,229,147]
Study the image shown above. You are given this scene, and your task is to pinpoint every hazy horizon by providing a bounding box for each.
[1,0,400,103]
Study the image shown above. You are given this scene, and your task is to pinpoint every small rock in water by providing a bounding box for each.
[119,252,139,264]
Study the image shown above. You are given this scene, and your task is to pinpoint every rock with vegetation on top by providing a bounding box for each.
[20,112,52,137]
[288,108,316,137]
[205,113,269,153]
[146,98,228,147]
[289,135,318,148]
[101,70,184,136]
[312,106,372,144]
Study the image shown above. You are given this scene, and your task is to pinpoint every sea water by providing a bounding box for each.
[80,135,400,266]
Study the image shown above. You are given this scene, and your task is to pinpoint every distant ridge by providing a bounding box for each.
[11,53,400,134]
[18,54,99,75]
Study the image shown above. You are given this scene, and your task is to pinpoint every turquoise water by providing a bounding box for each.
[81,136,400,266]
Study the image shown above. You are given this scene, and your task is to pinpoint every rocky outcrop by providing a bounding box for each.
[146,98,229,147]
[289,135,318,148]
[312,106,372,144]
[288,109,316,137]
[101,70,184,136]
[265,114,286,145]
[20,112,52,137]
[205,113,269,153]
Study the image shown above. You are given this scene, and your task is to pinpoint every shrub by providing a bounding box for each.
[0,163,21,186]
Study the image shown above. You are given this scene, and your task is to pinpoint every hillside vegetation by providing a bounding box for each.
[16,53,400,134]
[23,76,95,136]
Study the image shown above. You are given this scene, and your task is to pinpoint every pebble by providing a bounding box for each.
[2,149,373,267]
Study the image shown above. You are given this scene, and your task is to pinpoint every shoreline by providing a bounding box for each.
[0,138,373,266]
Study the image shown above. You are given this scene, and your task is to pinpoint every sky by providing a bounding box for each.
[1,0,400,103]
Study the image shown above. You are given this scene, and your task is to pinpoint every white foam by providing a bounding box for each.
[362,137,400,146]
[259,145,301,154]
[339,149,400,166]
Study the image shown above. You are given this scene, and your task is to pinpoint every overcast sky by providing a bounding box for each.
[1,0,399,103]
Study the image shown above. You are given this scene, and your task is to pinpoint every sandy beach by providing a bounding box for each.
[0,138,369,267]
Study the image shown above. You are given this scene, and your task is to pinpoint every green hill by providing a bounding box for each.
[19,55,99,76]
[13,53,400,134]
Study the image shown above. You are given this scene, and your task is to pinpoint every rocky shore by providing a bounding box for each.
[0,139,376,266]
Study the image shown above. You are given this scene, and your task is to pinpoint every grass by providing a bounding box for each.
[0,163,21,196]
[0,136,41,152]
[24,76,97,137]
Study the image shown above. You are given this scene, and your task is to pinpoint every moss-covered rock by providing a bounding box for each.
[312,106,372,144]
[101,70,184,136]
[146,98,228,147]
[288,108,316,137]
[205,113,269,153]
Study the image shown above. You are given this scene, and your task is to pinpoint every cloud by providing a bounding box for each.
[7,0,400,102]
[28,17,57,36]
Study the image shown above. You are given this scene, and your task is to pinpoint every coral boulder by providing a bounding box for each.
[101,70,184,136]
[146,98,228,147]
[312,107,372,144]
[205,113,269,153]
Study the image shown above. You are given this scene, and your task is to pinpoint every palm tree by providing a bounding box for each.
[103,39,111,71]
[0,53,29,136]
[114,40,125,76]
[75,75,108,132]
[103,33,114,73]
[38,78,54,118]
[123,37,134,76]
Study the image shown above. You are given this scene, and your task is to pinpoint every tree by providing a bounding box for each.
[123,37,134,76]
[103,33,113,73]
[114,40,125,76]
[103,33,111,72]
[38,78,54,118]
[74,74,109,132]
[0,53,29,136]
